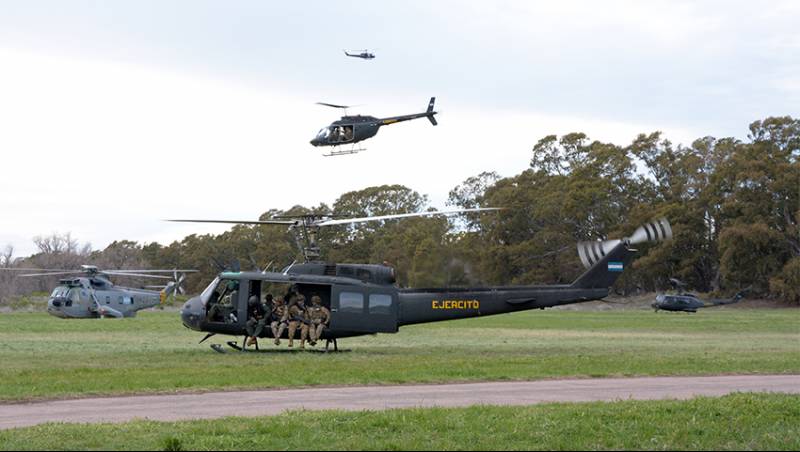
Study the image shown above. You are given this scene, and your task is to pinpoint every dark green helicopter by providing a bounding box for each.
[310,98,438,156]
[172,213,672,352]
[652,278,749,312]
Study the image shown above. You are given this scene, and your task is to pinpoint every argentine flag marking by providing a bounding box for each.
[608,261,624,272]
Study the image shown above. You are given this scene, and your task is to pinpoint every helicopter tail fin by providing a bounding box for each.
[570,242,636,289]
[426,97,438,126]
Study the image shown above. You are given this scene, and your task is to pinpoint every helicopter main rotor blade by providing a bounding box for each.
[316,102,352,109]
[109,269,198,274]
[167,219,298,226]
[103,272,173,280]
[314,207,504,227]
[0,268,84,272]
[18,271,85,278]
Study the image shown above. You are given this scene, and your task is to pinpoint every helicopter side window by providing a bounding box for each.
[368,294,392,315]
[339,292,364,314]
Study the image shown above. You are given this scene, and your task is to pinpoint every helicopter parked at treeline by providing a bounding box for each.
[0,265,196,318]
[652,278,749,313]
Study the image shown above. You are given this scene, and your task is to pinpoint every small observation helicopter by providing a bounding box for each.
[172,213,672,352]
[310,97,438,156]
[652,278,749,313]
[0,265,196,318]
[344,49,375,60]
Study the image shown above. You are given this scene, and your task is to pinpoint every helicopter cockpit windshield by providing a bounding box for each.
[316,128,330,140]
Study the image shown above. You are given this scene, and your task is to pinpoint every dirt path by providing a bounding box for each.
[1,375,797,430]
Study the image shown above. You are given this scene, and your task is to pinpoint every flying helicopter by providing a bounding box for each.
[0,265,196,318]
[171,212,673,352]
[310,97,438,156]
[344,49,375,60]
[651,278,749,312]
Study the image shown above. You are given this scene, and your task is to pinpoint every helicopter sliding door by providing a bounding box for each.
[330,286,397,333]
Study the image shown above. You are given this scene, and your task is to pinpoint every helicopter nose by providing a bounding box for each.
[310,139,318,146]
[180,296,204,331]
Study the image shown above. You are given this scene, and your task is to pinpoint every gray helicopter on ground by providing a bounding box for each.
[344,49,375,60]
[1,265,196,318]
[171,212,672,352]
[310,97,438,156]
[652,278,749,313]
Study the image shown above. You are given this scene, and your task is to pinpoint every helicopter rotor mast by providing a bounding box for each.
[168,207,503,262]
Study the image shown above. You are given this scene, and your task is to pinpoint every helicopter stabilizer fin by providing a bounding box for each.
[426,97,438,126]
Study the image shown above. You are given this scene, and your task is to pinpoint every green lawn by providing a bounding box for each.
[0,309,797,402]
[1,393,798,450]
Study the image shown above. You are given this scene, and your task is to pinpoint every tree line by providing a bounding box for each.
[2,116,798,304]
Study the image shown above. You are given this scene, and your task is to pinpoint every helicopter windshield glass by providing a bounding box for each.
[316,128,330,139]
[50,286,68,298]
[200,277,221,305]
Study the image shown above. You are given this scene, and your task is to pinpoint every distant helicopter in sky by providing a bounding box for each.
[652,278,749,313]
[344,49,375,60]
[1,265,196,318]
[310,97,438,156]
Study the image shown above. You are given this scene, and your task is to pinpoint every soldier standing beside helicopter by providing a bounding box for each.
[307,295,331,346]
[287,294,310,348]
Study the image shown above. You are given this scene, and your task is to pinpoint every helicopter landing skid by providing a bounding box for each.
[323,146,366,157]
[210,340,349,353]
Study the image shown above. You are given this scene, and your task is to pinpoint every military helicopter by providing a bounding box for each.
[0,265,196,318]
[172,212,672,352]
[344,49,375,60]
[310,97,438,156]
[652,278,749,313]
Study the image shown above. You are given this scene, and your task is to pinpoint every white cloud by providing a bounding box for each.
[0,47,704,257]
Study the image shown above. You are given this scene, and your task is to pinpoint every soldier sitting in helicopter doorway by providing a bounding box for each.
[245,293,271,347]
[307,295,331,346]
[270,296,289,345]
[287,294,310,349]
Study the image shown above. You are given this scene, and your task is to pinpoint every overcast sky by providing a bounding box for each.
[1,1,798,257]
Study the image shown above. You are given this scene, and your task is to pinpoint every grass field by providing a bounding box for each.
[1,393,798,450]
[0,309,797,402]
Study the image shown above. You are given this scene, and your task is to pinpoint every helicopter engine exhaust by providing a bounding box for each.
[577,218,672,269]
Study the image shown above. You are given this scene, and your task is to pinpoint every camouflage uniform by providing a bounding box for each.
[307,295,331,346]
[270,297,289,345]
[287,295,309,349]
[245,295,267,347]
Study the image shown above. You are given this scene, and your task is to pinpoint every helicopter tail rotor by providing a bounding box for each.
[577,218,672,270]
[160,271,189,303]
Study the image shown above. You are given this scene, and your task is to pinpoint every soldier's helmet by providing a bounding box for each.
[311,295,322,305]
[247,295,259,306]
[296,294,306,304]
